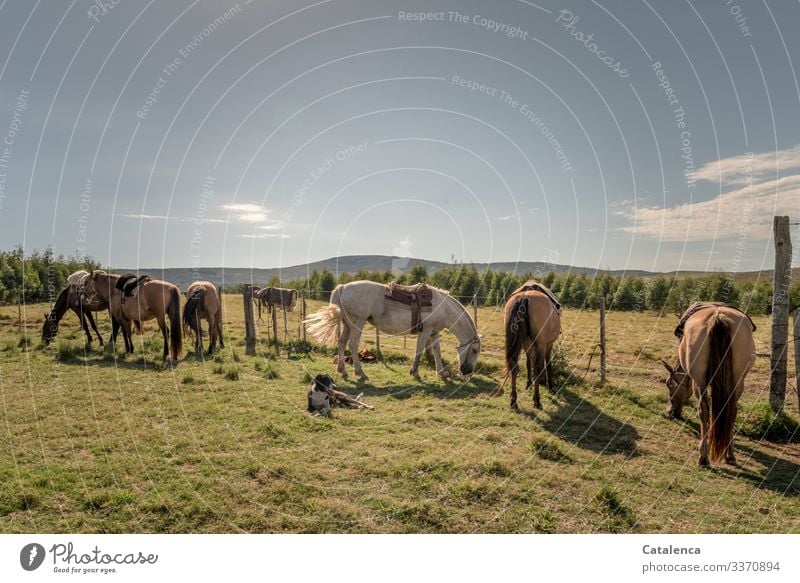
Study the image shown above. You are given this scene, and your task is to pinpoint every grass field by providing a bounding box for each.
[1,295,799,533]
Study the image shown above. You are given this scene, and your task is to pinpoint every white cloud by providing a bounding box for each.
[497,214,516,221]
[222,203,264,213]
[119,213,226,224]
[222,202,283,229]
[694,144,800,186]
[622,174,800,241]
[242,233,289,239]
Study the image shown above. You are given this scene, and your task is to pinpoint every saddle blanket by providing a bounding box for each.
[511,280,562,311]
[384,282,433,333]
[674,301,756,339]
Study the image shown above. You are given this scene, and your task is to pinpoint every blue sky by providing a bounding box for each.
[0,0,798,271]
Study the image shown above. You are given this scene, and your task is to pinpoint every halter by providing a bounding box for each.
[456,334,481,350]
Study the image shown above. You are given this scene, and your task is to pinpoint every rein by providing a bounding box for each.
[457,334,480,349]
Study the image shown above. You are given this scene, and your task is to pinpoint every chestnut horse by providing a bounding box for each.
[41,271,108,346]
[504,289,561,410]
[660,305,756,466]
[85,270,183,361]
[182,281,224,355]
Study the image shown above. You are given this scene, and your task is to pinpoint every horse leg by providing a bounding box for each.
[697,386,710,467]
[509,361,519,411]
[336,321,351,379]
[349,318,368,382]
[410,331,431,381]
[121,318,134,353]
[525,345,533,391]
[86,311,103,346]
[533,345,546,409]
[207,315,216,355]
[430,333,449,379]
[157,315,169,360]
[545,345,554,390]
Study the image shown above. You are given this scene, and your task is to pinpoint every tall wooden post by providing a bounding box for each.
[301,291,307,342]
[242,284,256,355]
[794,310,800,412]
[271,305,278,345]
[770,216,792,412]
[599,296,607,385]
[472,294,478,327]
[375,327,381,357]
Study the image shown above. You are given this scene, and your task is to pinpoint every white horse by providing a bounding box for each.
[304,280,481,382]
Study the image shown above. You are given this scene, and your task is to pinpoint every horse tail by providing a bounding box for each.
[304,285,343,346]
[707,316,735,463]
[505,295,530,374]
[182,289,203,337]
[168,287,183,359]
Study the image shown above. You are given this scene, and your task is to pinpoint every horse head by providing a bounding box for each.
[659,359,692,419]
[457,334,482,375]
[41,311,58,344]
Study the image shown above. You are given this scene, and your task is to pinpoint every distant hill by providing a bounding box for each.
[118,254,787,290]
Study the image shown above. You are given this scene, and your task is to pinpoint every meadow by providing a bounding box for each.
[1,295,799,533]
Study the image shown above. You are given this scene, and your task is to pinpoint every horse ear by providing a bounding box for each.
[659,360,674,374]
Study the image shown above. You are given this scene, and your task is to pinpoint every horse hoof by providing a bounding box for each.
[438,371,451,380]
[358,375,369,383]
[534,401,542,410]
[510,402,519,411]
[698,457,710,468]
[726,456,737,466]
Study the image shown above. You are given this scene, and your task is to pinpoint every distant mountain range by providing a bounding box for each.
[118,254,780,290]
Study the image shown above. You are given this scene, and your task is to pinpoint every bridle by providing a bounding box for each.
[457,334,481,350]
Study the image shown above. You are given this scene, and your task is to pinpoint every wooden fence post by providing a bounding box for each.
[599,296,607,385]
[375,327,381,357]
[794,309,800,412]
[242,284,256,355]
[472,294,478,328]
[770,216,792,413]
[301,290,307,343]
[271,305,278,346]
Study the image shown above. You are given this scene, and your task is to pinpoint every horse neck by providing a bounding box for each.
[442,293,476,341]
[95,274,119,301]
[51,287,71,321]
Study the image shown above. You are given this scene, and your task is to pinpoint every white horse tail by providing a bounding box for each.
[304,286,343,346]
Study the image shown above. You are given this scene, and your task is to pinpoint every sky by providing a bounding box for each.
[0,0,798,272]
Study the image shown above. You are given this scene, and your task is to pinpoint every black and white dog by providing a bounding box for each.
[307,374,337,416]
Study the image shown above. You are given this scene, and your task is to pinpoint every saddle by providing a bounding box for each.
[384,282,433,334]
[511,280,562,311]
[115,273,152,299]
[674,301,756,339]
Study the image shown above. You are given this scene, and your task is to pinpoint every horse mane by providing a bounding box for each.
[49,286,71,321]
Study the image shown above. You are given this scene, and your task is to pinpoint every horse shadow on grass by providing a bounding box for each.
[667,417,800,495]
[336,370,499,401]
[516,384,641,456]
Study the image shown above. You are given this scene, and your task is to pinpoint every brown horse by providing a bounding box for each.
[85,270,183,361]
[660,305,756,466]
[182,281,224,355]
[41,274,107,346]
[504,288,562,410]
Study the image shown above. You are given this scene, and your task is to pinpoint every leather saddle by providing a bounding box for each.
[385,282,433,334]
[674,301,756,339]
[511,280,562,311]
[115,274,152,299]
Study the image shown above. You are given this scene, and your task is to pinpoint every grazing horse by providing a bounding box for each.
[660,304,756,466]
[253,286,298,319]
[304,280,480,382]
[41,270,108,345]
[182,281,224,355]
[503,286,562,410]
[84,270,183,361]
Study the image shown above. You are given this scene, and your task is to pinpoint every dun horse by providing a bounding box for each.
[660,303,756,466]
[304,280,480,382]
[182,281,224,355]
[41,270,108,345]
[503,282,562,410]
[84,270,183,361]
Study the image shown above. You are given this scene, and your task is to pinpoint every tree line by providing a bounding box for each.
[4,251,797,316]
[0,246,99,305]
[269,262,797,316]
